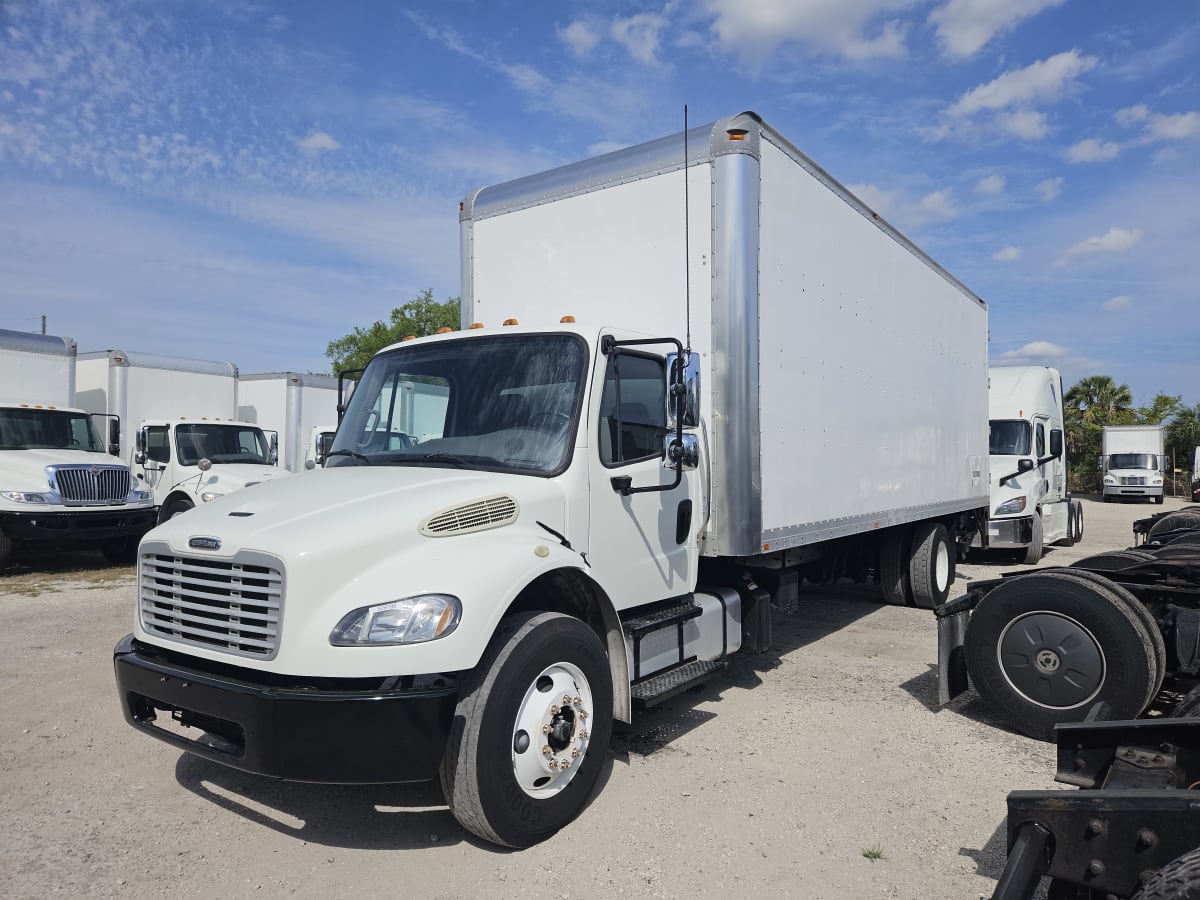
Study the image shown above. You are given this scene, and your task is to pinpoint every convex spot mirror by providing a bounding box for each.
[666,351,700,429]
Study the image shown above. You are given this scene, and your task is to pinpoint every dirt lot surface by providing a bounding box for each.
[0,495,1191,899]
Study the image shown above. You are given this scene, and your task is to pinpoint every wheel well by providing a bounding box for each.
[157,492,196,523]
[504,568,631,723]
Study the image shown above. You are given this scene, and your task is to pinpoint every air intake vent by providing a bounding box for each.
[420,495,519,537]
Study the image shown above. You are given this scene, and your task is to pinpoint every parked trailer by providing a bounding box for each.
[0,329,155,568]
[980,366,1081,564]
[238,373,339,473]
[76,350,290,522]
[114,111,989,848]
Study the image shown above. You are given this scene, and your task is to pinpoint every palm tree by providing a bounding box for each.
[1065,375,1135,426]
[1167,403,1200,465]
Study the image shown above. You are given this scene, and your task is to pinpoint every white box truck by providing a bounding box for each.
[114,111,989,848]
[981,366,1081,563]
[1192,446,1200,503]
[0,329,155,568]
[237,373,340,473]
[1101,424,1165,503]
[76,351,291,522]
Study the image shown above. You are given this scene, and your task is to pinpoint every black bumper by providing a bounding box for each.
[113,635,459,784]
[1,508,157,542]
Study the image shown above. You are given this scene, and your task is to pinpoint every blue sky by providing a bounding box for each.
[1,0,1197,407]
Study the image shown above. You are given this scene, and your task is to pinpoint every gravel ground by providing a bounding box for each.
[0,494,1190,900]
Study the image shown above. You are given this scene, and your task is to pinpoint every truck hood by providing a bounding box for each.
[191,463,291,495]
[0,448,127,491]
[145,465,567,560]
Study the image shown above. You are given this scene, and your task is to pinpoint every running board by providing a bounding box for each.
[631,659,728,708]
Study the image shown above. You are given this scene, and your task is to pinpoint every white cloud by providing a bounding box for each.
[919,189,957,220]
[1145,111,1200,141]
[848,183,958,227]
[559,20,601,57]
[1115,104,1149,127]
[610,13,668,65]
[975,174,1005,194]
[296,131,339,155]
[1065,138,1120,162]
[1103,295,1133,311]
[1054,226,1143,267]
[928,0,1066,59]
[995,109,1048,139]
[703,0,914,65]
[997,341,1070,364]
[848,183,896,218]
[993,245,1021,261]
[948,50,1097,116]
[1036,177,1063,201]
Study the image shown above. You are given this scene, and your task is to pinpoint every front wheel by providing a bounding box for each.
[440,612,613,848]
[159,499,194,524]
[963,571,1156,741]
[1022,512,1044,566]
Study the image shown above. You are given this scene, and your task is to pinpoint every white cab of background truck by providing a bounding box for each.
[113,111,989,848]
[0,329,155,568]
[76,350,291,522]
[983,366,1080,563]
[1101,424,1165,504]
[237,372,339,473]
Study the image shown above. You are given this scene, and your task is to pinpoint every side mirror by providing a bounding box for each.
[268,431,279,465]
[134,428,147,465]
[1017,458,1035,473]
[198,458,213,472]
[316,432,334,464]
[665,351,701,429]
[1049,429,1063,458]
[108,418,121,456]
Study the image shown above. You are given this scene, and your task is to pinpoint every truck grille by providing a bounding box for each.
[1119,476,1147,485]
[50,465,130,504]
[139,552,284,659]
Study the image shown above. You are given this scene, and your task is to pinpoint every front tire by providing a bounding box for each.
[159,499,194,524]
[1022,512,1044,566]
[440,612,613,848]
[963,571,1156,741]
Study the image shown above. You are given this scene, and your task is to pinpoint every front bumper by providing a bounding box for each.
[985,515,1031,549]
[1104,485,1162,497]
[114,635,459,784]
[0,507,157,542]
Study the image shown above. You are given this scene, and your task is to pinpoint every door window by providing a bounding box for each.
[146,426,170,463]
[599,353,666,467]
[1035,422,1046,457]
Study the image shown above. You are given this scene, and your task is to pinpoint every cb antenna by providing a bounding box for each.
[683,105,692,357]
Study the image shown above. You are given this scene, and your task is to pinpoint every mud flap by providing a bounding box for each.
[935,591,979,706]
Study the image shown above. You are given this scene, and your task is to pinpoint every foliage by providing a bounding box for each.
[1063,375,1134,491]
[1138,393,1182,425]
[1167,403,1200,470]
[325,290,461,373]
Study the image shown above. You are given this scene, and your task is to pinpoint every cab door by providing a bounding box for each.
[586,345,699,612]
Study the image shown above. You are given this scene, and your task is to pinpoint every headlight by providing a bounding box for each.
[200,491,222,503]
[126,485,152,502]
[330,594,462,646]
[1,490,51,503]
[1103,476,1115,485]
[995,496,1026,515]
[1152,477,1163,485]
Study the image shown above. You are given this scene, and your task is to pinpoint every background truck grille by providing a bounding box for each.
[51,465,131,504]
[1119,476,1147,485]
[139,553,283,659]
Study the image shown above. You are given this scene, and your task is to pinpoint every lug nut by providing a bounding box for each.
[579,710,589,719]
[542,744,552,755]
[573,696,582,706]
[550,705,560,715]
[571,749,580,758]
[563,694,573,704]
[542,724,552,734]
[579,730,588,739]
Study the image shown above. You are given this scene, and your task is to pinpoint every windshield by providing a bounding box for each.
[176,424,273,466]
[0,407,105,452]
[989,420,1031,456]
[327,333,587,476]
[1110,453,1158,470]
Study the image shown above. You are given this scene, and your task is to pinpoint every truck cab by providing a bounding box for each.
[134,419,291,521]
[1100,424,1166,504]
[982,367,1078,563]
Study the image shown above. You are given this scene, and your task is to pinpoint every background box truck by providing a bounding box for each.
[113,111,989,848]
[1101,424,1165,503]
[238,372,340,473]
[77,350,291,521]
[0,328,155,568]
[981,366,1080,563]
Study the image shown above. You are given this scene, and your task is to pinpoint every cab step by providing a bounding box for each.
[621,597,701,638]
[632,659,728,708]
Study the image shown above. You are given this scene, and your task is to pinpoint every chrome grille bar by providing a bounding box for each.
[50,465,131,504]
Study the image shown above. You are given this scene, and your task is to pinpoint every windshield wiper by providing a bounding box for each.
[324,449,373,465]
[391,451,472,468]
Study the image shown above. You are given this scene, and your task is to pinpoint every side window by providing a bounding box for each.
[146,426,170,463]
[69,418,95,450]
[599,353,666,467]
[1035,422,1046,457]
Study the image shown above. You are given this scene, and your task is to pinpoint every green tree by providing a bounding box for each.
[1063,375,1135,491]
[325,290,460,372]
[1137,392,1182,425]
[1167,403,1200,471]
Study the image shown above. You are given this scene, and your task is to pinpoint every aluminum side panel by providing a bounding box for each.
[756,138,989,544]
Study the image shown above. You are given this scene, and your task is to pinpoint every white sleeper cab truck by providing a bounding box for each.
[982,366,1082,563]
[1101,424,1165,504]
[76,350,290,522]
[238,373,339,474]
[0,329,155,568]
[114,112,989,848]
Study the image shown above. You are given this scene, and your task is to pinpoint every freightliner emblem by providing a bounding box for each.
[188,536,222,551]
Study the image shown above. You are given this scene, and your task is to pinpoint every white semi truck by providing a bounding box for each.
[0,329,155,568]
[237,373,340,473]
[114,111,990,847]
[1101,424,1165,503]
[76,350,291,522]
[982,366,1081,563]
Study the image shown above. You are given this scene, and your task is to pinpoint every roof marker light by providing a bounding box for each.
[401,335,417,342]
[469,322,485,329]
[727,128,749,141]
[436,327,453,334]
[502,318,519,326]
[560,315,576,323]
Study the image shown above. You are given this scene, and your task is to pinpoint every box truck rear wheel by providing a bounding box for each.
[908,522,953,609]
[963,571,1157,741]
[879,528,912,606]
[440,611,612,848]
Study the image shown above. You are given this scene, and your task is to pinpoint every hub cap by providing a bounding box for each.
[510,661,594,799]
[997,612,1105,709]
